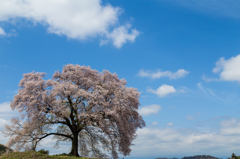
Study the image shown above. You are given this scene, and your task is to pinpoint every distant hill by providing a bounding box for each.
[182,155,221,159]
[156,155,220,159]
[0,144,13,155]
[155,158,178,159]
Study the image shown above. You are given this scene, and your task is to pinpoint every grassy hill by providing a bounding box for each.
[0,151,102,159]
[0,143,104,159]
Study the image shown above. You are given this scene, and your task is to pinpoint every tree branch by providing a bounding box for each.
[36,132,73,141]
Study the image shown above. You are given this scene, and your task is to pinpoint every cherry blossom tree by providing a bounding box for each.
[3,64,145,158]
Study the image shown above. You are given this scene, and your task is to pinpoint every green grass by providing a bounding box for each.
[0,151,102,159]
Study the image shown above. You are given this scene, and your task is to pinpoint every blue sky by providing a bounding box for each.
[1,0,240,158]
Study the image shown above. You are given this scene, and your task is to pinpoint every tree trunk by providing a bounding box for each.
[31,141,36,151]
[69,132,80,157]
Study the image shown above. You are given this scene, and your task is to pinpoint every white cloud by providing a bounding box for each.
[147,84,177,97]
[0,102,14,138]
[152,121,158,125]
[0,101,19,119]
[138,69,189,79]
[0,27,6,35]
[167,122,173,126]
[0,101,12,112]
[0,119,7,123]
[0,132,9,145]
[130,118,240,158]
[220,118,240,135]
[212,55,240,81]
[0,118,8,131]
[138,104,161,116]
[0,28,17,37]
[0,0,139,48]
[103,24,140,48]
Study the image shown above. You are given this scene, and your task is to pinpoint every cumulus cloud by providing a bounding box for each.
[138,69,189,79]
[147,84,177,97]
[0,0,139,48]
[130,118,240,157]
[102,24,140,48]
[167,122,173,126]
[0,101,12,112]
[220,118,240,135]
[132,127,216,157]
[0,101,19,119]
[212,55,240,81]
[0,102,15,141]
[138,104,161,116]
[0,27,6,35]
[0,118,7,131]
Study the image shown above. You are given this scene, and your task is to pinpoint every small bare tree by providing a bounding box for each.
[3,64,146,158]
[3,116,50,152]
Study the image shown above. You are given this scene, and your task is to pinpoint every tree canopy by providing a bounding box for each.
[3,64,145,158]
